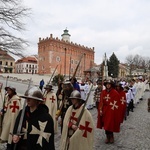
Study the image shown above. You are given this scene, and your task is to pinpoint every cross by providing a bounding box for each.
[110,101,118,110]
[70,112,78,122]
[79,121,92,138]
[30,121,51,147]
[104,94,110,101]
[10,101,19,113]
[50,96,55,103]
[64,100,70,108]
[120,97,126,104]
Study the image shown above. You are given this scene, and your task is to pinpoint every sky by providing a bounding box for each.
[17,0,150,64]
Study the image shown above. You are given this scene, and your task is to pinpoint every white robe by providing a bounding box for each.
[0,95,21,144]
[138,82,145,99]
[60,105,94,150]
[79,83,86,100]
[44,91,58,133]
[144,80,150,91]
[134,82,140,104]
[86,83,93,109]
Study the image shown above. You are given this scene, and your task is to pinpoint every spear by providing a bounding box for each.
[56,53,84,118]
[76,83,93,126]
[13,78,32,150]
[43,65,58,96]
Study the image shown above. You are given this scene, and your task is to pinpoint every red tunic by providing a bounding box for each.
[117,90,126,123]
[97,88,121,132]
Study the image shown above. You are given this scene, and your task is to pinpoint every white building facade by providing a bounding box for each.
[15,56,38,74]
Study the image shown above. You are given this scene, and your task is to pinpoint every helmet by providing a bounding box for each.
[44,84,53,90]
[69,90,82,100]
[104,80,114,86]
[21,86,44,101]
[63,81,74,97]
[5,86,17,94]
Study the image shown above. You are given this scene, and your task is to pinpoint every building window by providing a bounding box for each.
[26,64,28,67]
[42,66,44,70]
[10,62,13,66]
[56,56,61,62]
[75,60,78,64]
[5,62,8,65]
[71,59,74,64]
[0,61,2,65]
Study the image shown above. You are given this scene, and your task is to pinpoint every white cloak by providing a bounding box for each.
[44,91,58,133]
[0,95,21,144]
[60,105,94,150]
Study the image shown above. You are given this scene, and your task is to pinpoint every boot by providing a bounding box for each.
[105,135,110,144]
[109,134,114,144]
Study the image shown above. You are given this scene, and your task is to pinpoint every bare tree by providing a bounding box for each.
[125,54,150,77]
[133,54,143,69]
[125,55,134,76]
[0,0,30,57]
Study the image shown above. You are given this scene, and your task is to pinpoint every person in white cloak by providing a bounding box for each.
[138,77,145,100]
[134,79,140,104]
[144,78,150,91]
[44,84,58,133]
[0,86,21,150]
[86,80,93,109]
[79,79,87,101]
[60,90,94,150]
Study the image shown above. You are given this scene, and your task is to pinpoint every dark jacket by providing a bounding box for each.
[13,104,55,150]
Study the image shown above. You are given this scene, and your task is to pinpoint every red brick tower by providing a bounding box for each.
[38,29,95,78]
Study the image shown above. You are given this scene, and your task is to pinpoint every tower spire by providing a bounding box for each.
[61,28,71,42]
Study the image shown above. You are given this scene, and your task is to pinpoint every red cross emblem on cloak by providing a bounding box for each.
[50,96,55,103]
[10,101,19,113]
[70,112,78,122]
[79,121,92,138]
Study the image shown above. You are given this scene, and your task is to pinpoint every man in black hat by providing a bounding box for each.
[12,86,55,150]
[44,84,58,133]
[0,86,21,150]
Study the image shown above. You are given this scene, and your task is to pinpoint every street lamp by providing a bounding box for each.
[64,48,67,77]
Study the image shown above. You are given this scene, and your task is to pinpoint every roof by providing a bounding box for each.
[15,56,38,64]
[0,49,15,60]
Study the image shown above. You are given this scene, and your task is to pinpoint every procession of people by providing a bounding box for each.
[0,74,149,150]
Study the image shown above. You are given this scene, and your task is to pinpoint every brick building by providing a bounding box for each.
[38,29,95,78]
[15,55,38,74]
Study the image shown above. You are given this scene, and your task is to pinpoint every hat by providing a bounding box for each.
[5,86,17,95]
[138,76,143,80]
[97,79,102,85]
[104,80,114,86]
[44,84,53,90]
[116,82,123,87]
[21,86,44,101]
[124,86,129,91]
[69,90,82,101]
